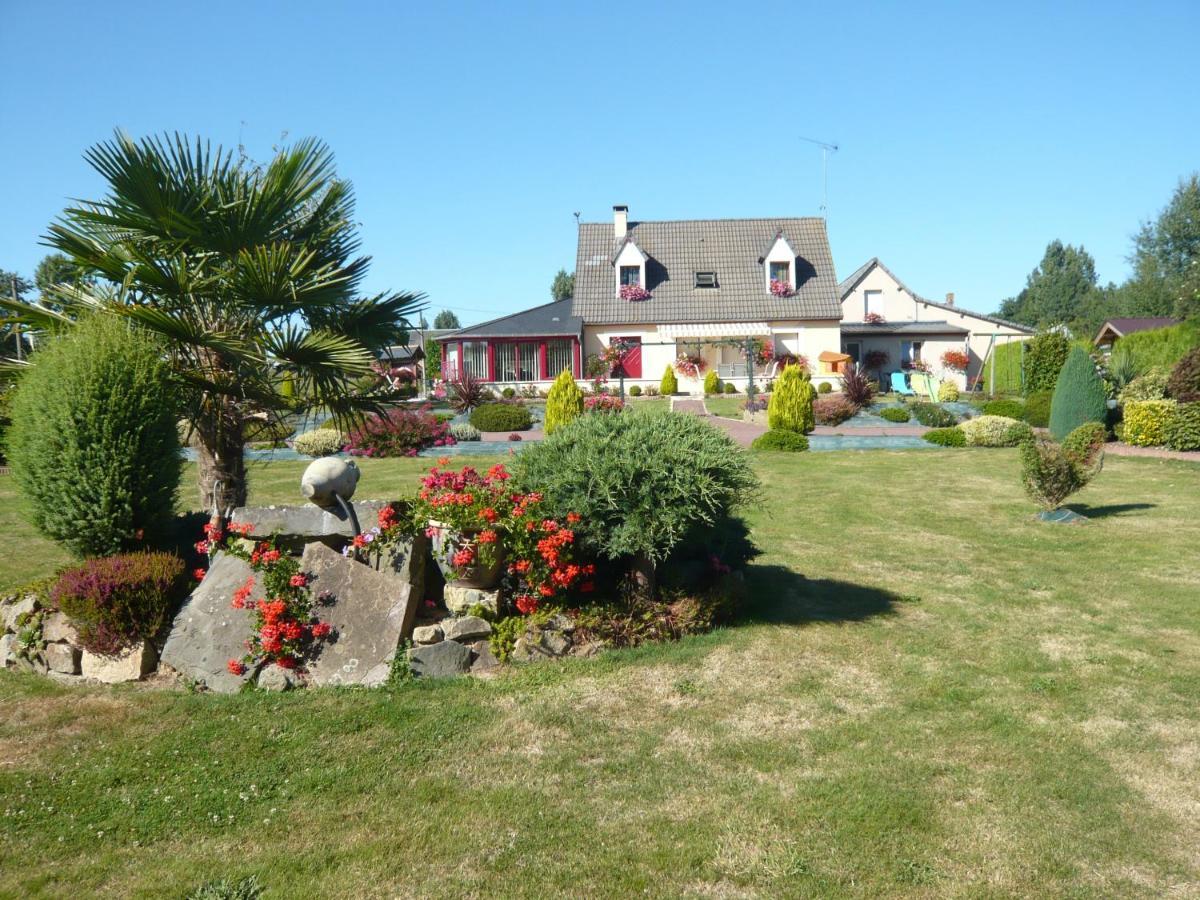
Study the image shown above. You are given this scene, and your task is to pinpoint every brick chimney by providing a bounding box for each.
[613,205,628,240]
[945,292,955,306]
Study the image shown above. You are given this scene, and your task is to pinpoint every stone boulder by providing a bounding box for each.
[230,500,391,554]
[443,584,500,616]
[45,643,81,675]
[42,612,78,644]
[409,640,472,678]
[412,624,443,645]
[82,642,157,683]
[2,595,36,633]
[257,664,299,692]
[442,616,492,643]
[301,542,417,688]
[469,640,500,675]
[365,531,428,638]
[160,552,259,693]
[0,634,16,668]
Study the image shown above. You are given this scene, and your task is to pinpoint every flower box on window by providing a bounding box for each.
[940,349,970,372]
[863,312,886,324]
[619,284,651,301]
[674,355,708,378]
[769,279,793,298]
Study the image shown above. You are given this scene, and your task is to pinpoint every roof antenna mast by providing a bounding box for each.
[798,136,839,218]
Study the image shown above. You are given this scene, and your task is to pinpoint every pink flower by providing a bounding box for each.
[290,574,307,588]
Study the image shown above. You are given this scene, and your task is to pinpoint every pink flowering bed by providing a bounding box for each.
[343,406,456,458]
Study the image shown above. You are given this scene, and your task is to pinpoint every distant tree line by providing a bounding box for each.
[996,174,1200,336]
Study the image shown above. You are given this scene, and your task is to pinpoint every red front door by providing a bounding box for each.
[614,337,642,378]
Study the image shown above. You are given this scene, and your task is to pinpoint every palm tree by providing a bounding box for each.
[0,131,423,511]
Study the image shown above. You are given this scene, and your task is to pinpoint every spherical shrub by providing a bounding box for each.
[923,427,966,447]
[703,370,721,395]
[449,422,481,441]
[8,315,181,557]
[1122,400,1177,446]
[1119,367,1169,404]
[50,552,187,655]
[1166,347,1200,402]
[751,429,810,452]
[724,382,737,394]
[1049,346,1108,440]
[501,386,517,399]
[813,396,856,426]
[628,384,643,397]
[514,411,759,566]
[1023,391,1053,427]
[983,399,1025,419]
[960,415,1033,447]
[817,381,833,394]
[544,369,585,435]
[1163,402,1200,451]
[470,402,533,432]
[879,406,911,423]
[768,364,815,433]
[910,402,957,428]
[660,365,678,395]
[292,428,344,457]
[937,381,960,402]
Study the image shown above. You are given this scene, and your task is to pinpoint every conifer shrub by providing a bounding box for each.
[1122,400,1178,446]
[514,411,759,567]
[1049,346,1108,440]
[766,364,815,433]
[937,381,960,402]
[544,369,585,435]
[751,429,810,452]
[817,381,833,394]
[878,406,911,423]
[1166,347,1200,402]
[1020,422,1105,511]
[660,365,678,395]
[703,370,721,395]
[1163,403,1200,451]
[923,427,966,447]
[8,315,181,557]
[1023,391,1053,427]
[50,551,187,655]
[470,402,533,432]
[1023,331,1071,393]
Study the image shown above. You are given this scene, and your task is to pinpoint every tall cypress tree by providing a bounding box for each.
[1049,346,1108,440]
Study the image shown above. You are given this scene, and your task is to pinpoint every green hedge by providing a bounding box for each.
[1164,403,1200,451]
[910,402,957,428]
[1116,320,1200,371]
[923,427,966,447]
[751,429,810,452]
[469,402,533,432]
[1023,391,1053,428]
[982,340,1025,394]
[983,399,1025,419]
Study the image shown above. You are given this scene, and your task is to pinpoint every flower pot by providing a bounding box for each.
[427,521,506,589]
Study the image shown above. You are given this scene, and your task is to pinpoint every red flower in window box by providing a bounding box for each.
[619,284,651,301]
[863,312,886,324]
[769,279,793,297]
[940,349,970,372]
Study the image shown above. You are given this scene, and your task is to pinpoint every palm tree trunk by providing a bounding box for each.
[196,418,247,514]
[631,552,656,601]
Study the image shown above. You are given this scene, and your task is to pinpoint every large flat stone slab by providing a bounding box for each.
[230,500,391,553]
[409,640,472,678]
[161,552,259,693]
[82,642,156,683]
[301,543,417,688]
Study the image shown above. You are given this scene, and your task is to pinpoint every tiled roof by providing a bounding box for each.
[434,299,581,341]
[571,217,843,325]
[1098,317,1179,336]
[841,321,969,336]
[838,257,1034,334]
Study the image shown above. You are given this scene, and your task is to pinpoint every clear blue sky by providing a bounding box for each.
[2,0,1197,324]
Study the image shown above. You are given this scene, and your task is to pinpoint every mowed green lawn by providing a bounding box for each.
[1,450,1198,897]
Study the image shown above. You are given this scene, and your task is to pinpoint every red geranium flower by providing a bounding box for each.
[227,659,246,676]
[193,568,207,581]
[290,574,307,588]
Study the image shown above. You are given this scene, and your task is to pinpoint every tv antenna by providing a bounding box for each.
[798,136,839,217]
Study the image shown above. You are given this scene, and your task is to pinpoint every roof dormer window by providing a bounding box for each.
[763,231,796,295]
[769,261,790,285]
[694,271,717,289]
[620,265,641,286]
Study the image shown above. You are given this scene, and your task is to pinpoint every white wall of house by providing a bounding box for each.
[843,333,971,388]
[840,264,1030,385]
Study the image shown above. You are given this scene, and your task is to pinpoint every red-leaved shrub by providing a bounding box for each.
[840,363,875,408]
[344,406,456,458]
[50,552,187,656]
[813,396,857,426]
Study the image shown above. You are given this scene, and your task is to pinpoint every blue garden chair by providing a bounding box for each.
[890,371,915,395]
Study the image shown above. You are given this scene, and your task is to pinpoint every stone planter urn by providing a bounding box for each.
[427,521,505,589]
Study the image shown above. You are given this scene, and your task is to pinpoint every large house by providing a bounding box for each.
[438,206,845,392]
[435,209,1033,394]
[838,258,1032,389]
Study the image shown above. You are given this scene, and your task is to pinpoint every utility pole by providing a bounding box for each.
[10,276,21,361]
[798,136,839,218]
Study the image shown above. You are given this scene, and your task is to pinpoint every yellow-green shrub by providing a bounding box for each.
[703,370,721,395]
[767,364,815,433]
[660,365,678,395]
[937,381,960,402]
[544,369,584,435]
[1122,400,1178,446]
